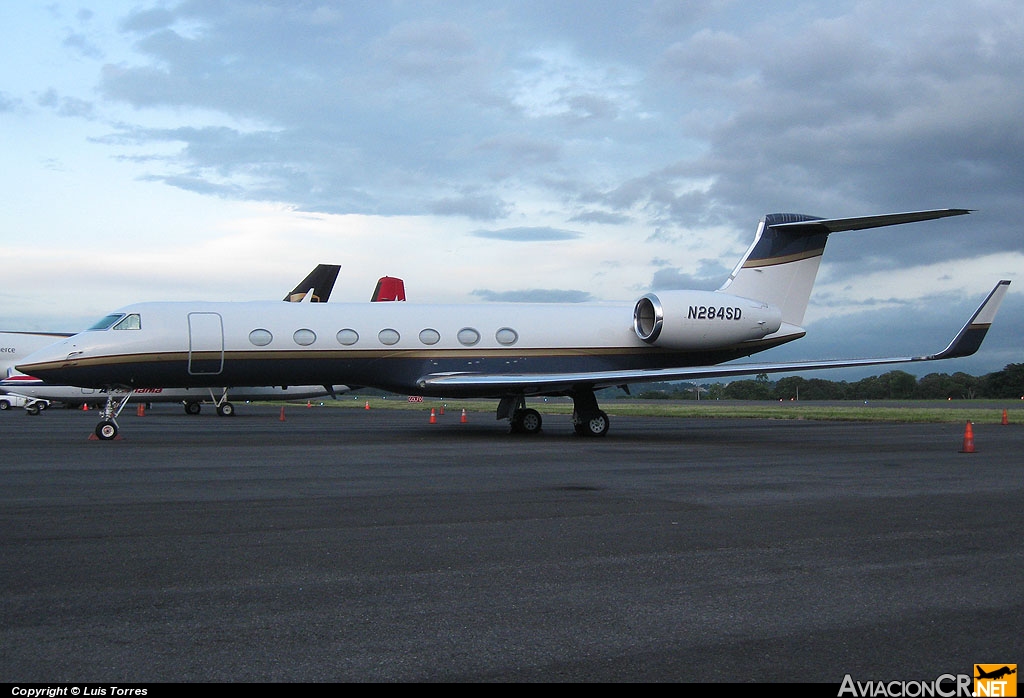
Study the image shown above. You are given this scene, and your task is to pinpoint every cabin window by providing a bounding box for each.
[378,329,400,346]
[337,329,359,345]
[88,313,124,331]
[293,329,317,346]
[418,328,441,345]
[249,329,273,346]
[113,314,142,331]
[495,327,518,345]
[457,327,480,346]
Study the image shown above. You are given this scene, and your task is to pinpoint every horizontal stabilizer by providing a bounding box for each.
[770,208,971,234]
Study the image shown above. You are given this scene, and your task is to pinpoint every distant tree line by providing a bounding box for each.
[631,364,1024,401]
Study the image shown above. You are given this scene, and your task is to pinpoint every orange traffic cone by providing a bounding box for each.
[960,421,975,453]
[306,400,312,408]
[82,403,89,411]
[279,407,286,422]
[439,404,445,416]
[1002,409,1009,425]
[429,408,437,424]
[136,404,145,417]
[365,401,370,410]
[460,408,468,424]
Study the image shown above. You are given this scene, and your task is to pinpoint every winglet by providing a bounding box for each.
[927,280,1010,360]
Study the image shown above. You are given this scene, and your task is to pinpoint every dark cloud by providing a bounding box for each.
[650,266,727,292]
[429,194,513,220]
[36,89,95,119]
[472,288,594,303]
[471,227,582,241]
[568,209,632,225]
[0,91,19,112]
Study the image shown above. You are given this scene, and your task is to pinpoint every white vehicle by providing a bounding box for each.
[0,390,50,414]
[17,209,1009,441]
[0,392,27,410]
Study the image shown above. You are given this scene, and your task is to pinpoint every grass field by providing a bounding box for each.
[304,395,1024,424]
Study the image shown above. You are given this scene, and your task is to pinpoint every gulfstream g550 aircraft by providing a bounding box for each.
[18,209,1009,440]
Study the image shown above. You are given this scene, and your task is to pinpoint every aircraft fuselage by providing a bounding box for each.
[19,295,792,397]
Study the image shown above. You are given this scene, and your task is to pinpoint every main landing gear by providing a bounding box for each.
[569,388,610,437]
[497,388,610,437]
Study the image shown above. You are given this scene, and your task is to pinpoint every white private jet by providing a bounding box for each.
[17,209,1009,440]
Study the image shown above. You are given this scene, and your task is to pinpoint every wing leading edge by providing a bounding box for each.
[417,280,1010,394]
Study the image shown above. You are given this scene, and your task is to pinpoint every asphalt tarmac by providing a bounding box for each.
[2,403,1022,683]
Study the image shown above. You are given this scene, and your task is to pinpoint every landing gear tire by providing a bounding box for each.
[574,410,609,437]
[217,402,235,417]
[26,404,41,416]
[185,402,201,415]
[95,420,118,440]
[511,408,542,434]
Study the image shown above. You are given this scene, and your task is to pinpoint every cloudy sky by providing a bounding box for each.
[2,1,1022,377]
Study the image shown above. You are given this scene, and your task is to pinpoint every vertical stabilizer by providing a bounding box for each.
[718,214,827,327]
[284,264,341,303]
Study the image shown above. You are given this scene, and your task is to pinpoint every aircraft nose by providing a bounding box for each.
[16,340,80,378]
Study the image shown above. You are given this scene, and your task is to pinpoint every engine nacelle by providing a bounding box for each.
[633,290,782,349]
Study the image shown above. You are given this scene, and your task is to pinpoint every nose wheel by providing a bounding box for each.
[95,419,119,440]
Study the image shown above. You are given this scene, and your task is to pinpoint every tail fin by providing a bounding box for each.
[718,209,970,328]
[371,276,406,302]
[284,264,341,303]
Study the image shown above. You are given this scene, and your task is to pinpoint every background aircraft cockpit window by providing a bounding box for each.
[87,313,125,331]
[113,314,142,330]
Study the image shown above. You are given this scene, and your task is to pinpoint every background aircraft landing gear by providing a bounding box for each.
[217,402,235,417]
[184,402,201,415]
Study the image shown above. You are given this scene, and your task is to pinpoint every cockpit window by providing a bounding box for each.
[113,313,142,330]
[88,313,125,331]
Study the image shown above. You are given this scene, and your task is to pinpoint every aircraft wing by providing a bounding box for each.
[418,280,1010,394]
